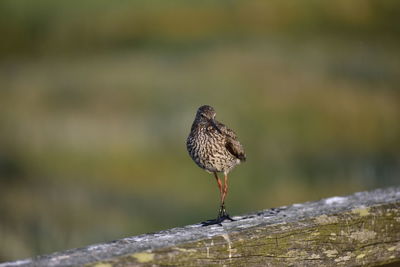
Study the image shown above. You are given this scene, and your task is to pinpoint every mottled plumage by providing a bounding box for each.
[187,105,246,174]
[186,105,246,225]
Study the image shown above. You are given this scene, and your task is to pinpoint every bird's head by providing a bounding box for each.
[195,105,222,133]
[196,105,216,122]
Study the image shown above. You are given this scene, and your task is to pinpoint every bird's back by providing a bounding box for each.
[215,121,246,162]
[187,119,246,174]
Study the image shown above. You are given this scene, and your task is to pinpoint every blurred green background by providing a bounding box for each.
[0,0,399,262]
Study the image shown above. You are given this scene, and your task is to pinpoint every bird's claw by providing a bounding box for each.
[201,204,235,226]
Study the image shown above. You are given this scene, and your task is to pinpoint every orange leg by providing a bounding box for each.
[202,172,235,226]
[213,172,223,205]
[221,173,228,206]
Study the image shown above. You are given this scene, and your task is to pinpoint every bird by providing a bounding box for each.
[186,105,246,226]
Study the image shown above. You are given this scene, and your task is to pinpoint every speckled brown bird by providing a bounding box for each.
[187,105,246,225]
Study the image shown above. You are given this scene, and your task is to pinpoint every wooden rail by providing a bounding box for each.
[1,187,399,266]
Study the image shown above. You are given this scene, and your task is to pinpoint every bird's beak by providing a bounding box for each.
[210,118,222,134]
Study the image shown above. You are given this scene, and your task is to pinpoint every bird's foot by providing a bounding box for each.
[218,204,235,220]
[201,213,235,226]
[201,205,235,226]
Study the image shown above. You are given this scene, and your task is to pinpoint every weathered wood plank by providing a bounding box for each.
[1,187,399,267]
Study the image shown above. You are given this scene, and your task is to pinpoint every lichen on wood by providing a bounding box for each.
[1,187,400,267]
[93,203,400,266]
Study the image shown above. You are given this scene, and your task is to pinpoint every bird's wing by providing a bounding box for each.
[217,122,246,161]
[225,136,246,161]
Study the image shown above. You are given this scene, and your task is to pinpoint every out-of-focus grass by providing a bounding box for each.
[1,0,400,262]
[1,0,400,58]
